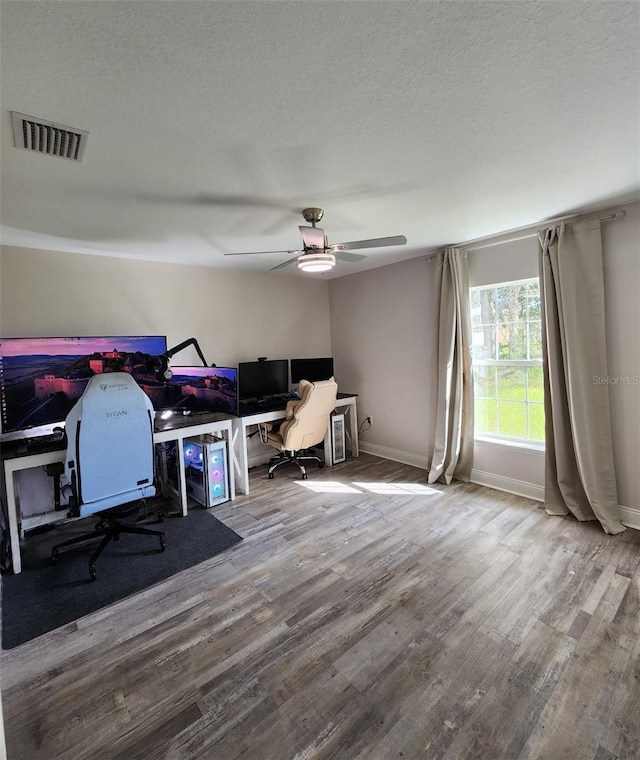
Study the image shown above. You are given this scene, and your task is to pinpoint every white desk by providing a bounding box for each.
[231,394,359,495]
[3,414,236,574]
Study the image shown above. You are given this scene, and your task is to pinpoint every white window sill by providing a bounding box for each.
[474,436,545,456]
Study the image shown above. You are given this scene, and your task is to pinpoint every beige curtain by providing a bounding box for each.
[428,248,474,485]
[538,220,625,535]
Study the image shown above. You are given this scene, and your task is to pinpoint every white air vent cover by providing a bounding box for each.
[11,111,89,161]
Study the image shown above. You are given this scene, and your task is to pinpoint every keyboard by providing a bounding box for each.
[12,431,67,455]
[238,397,290,415]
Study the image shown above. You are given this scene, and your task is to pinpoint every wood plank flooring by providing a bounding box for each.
[1,453,639,760]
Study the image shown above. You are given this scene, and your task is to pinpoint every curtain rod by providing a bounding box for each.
[426,208,627,258]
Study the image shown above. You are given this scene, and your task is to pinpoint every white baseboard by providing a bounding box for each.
[358,442,428,470]
[619,505,640,530]
[470,469,544,501]
[360,443,545,501]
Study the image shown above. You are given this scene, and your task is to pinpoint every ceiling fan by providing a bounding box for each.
[223,208,407,273]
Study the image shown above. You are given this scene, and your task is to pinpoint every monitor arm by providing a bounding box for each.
[156,337,215,382]
[166,337,211,366]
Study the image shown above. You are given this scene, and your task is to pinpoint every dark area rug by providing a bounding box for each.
[1,509,243,649]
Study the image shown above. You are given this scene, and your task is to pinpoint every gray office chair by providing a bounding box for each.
[51,372,165,581]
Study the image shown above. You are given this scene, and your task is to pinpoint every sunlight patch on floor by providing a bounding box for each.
[294,480,363,494]
[294,480,443,496]
[352,482,443,495]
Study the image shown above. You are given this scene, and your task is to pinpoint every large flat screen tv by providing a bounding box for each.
[290,357,334,384]
[157,366,238,415]
[0,335,167,441]
[238,359,289,402]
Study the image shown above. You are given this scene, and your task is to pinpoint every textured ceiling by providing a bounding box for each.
[1,1,638,278]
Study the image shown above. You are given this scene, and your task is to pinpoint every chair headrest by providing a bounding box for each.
[297,376,337,397]
[294,376,337,412]
[66,372,154,427]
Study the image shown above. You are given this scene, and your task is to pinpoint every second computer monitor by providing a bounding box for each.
[290,357,334,384]
[238,359,289,402]
[165,366,238,415]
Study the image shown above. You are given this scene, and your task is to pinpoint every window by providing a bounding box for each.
[470,278,544,444]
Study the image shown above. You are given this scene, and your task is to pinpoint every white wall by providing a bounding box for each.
[329,255,438,467]
[467,234,538,287]
[329,201,640,517]
[0,246,332,364]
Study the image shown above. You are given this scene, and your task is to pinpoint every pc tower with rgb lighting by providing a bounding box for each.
[183,436,230,507]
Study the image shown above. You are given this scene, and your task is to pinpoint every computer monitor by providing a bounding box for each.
[238,359,289,402]
[290,357,334,384]
[0,335,167,442]
[159,366,237,415]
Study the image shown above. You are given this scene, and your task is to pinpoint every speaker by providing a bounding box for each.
[183,436,230,507]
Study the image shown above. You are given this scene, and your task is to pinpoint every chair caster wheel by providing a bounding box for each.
[302,473,308,480]
[157,513,165,523]
[268,473,275,479]
[89,562,97,581]
[159,536,166,552]
[51,549,59,562]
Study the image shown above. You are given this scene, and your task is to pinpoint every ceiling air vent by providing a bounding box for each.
[11,111,89,161]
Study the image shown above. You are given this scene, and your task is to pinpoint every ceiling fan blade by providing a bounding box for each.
[270,256,300,271]
[223,249,293,257]
[299,225,325,249]
[335,251,368,263]
[335,235,407,251]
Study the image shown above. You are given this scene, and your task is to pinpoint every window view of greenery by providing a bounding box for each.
[470,278,545,443]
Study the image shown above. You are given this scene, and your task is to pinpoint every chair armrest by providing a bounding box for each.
[285,400,299,420]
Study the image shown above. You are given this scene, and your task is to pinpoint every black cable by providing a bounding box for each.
[358,418,372,434]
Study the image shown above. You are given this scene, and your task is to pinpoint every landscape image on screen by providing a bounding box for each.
[0,336,167,438]
[160,366,238,415]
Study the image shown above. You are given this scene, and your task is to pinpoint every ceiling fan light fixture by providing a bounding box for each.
[297,251,336,272]
[225,208,406,271]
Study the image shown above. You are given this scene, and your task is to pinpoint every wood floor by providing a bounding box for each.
[2,453,639,760]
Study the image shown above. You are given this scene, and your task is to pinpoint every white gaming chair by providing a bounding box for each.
[51,372,165,580]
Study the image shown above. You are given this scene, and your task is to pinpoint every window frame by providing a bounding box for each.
[470,278,545,448]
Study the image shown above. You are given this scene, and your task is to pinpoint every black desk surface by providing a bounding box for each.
[237,392,358,418]
[153,410,235,432]
[2,438,67,460]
